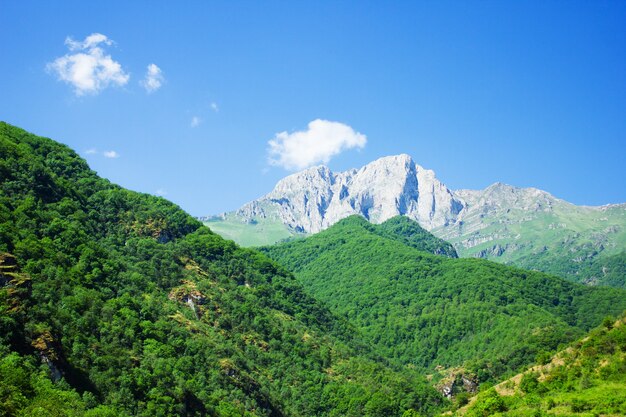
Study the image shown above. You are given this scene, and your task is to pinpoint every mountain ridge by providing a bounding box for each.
[204,154,464,232]
[203,155,626,287]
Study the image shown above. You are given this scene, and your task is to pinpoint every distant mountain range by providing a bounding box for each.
[203,155,626,287]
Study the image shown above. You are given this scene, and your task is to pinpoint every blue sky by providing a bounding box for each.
[1,1,625,215]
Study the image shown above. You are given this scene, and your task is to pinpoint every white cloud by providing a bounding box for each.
[85,148,97,155]
[210,102,219,112]
[66,33,111,51]
[155,188,167,196]
[47,33,129,96]
[267,119,367,171]
[141,63,164,93]
[190,116,201,127]
[103,150,120,158]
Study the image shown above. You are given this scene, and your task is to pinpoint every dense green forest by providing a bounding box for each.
[262,216,626,382]
[367,216,457,258]
[0,122,443,416]
[460,314,626,416]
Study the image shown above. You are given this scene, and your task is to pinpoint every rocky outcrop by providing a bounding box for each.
[231,154,465,233]
[31,330,63,382]
[168,280,208,319]
[435,367,479,399]
[0,253,31,314]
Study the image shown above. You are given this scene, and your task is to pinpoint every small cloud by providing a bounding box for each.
[267,119,367,171]
[210,102,219,112]
[66,33,111,51]
[190,116,201,128]
[47,33,129,96]
[141,63,164,93]
[155,188,167,196]
[103,150,120,158]
[85,148,97,155]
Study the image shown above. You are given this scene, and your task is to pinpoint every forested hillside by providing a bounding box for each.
[373,216,457,258]
[262,216,626,382]
[461,314,626,416]
[0,122,442,416]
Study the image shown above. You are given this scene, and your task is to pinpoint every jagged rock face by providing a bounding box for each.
[455,182,564,217]
[235,154,464,233]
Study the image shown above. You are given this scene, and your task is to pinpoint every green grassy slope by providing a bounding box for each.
[261,216,626,382]
[435,188,626,288]
[203,213,296,247]
[0,122,442,417]
[460,314,626,417]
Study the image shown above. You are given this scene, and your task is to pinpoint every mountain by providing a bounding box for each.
[202,154,463,245]
[260,215,626,382]
[435,183,626,287]
[204,155,626,287]
[459,314,626,416]
[0,122,442,416]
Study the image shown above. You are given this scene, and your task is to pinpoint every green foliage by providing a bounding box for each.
[461,314,626,416]
[402,410,425,417]
[0,349,118,417]
[511,249,626,289]
[0,123,442,416]
[519,373,540,394]
[376,216,457,258]
[464,389,507,417]
[262,216,626,381]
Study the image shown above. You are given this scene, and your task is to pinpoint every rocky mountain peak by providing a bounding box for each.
[366,153,414,167]
[232,155,464,233]
[270,165,335,196]
[470,182,565,212]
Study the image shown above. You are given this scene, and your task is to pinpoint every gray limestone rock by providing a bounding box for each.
[233,154,464,233]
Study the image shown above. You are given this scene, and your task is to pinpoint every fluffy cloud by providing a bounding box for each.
[190,116,201,127]
[155,188,167,196]
[141,63,164,93]
[267,119,367,171]
[210,102,219,112]
[65,33,110,51]
[103,150,120,158]
[47,33,129,95]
